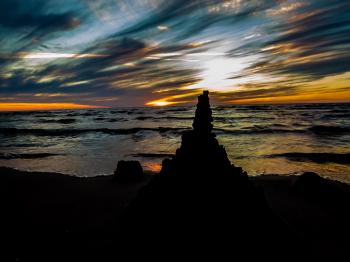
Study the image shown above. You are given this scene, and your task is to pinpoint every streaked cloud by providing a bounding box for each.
[0,0,349,110]
[19,53,107,59]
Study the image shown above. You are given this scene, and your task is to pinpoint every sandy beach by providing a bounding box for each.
[3,165,350,259]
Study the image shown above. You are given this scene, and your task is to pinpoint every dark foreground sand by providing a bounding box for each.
[2,166,349,259]
[253,174,350,257]
[1,167,151,260]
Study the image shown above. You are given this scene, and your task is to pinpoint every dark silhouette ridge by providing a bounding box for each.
[119,91,306,258]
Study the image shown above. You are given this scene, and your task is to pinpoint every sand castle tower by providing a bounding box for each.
[120,90,295,259]
[158,90,242,177]
[192,90,213,136]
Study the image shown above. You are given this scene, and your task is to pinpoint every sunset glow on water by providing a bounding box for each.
[1,104,349,183]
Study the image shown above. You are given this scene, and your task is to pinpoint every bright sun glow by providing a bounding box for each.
[186,55,267,92]
[186,57,247,92]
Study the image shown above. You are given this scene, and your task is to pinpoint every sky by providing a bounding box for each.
[0,0,350,110]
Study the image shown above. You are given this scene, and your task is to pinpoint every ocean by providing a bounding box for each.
[1,103,350,183]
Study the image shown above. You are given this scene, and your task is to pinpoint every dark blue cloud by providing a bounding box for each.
[0,36,201,105]
[249,1,350,80]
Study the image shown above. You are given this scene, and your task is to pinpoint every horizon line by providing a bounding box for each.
[0,100,350,112]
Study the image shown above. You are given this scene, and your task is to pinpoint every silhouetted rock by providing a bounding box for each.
[113,160,144,183]
[119,91,305,258]
[293,172,347,203]
[293,172,322,192]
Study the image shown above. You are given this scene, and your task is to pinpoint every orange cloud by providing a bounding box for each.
[0,103,105,111]
[229,91,350,104]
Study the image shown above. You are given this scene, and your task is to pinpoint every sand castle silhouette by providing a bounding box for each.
[5,91,350,260]
[118,91,304,258]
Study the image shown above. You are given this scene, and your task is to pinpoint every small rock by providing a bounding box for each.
[114,160,144,183]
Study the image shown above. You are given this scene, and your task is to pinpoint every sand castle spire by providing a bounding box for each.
[192,90,213,135]
[157,90,236,176]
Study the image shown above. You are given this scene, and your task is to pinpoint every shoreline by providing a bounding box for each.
[2,164,349,184]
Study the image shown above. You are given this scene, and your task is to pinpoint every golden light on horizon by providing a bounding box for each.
[230,90,350,104]
[0,102,105,111]
[146,101,175,107]
[146,90,201,107]
[230,72,350,104]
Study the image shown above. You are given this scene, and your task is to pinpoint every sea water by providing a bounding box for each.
[0,103,349,183]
